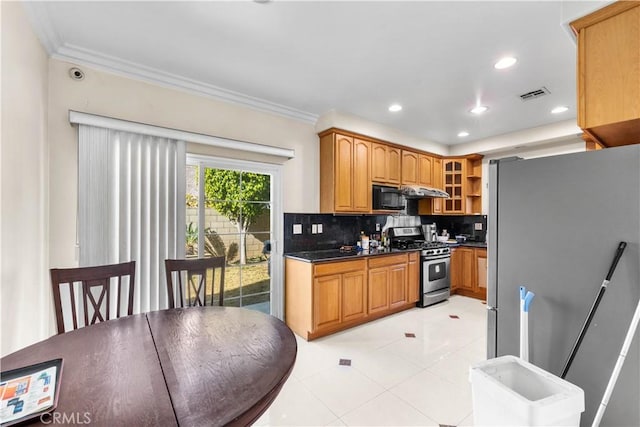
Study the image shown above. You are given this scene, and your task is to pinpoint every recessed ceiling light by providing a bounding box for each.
[494,57,517,69]
[388,104,402,112]
[458,131,470,137]
[551,106,569,114]
[470,106,489,114]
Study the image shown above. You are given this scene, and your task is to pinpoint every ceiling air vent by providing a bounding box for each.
[519,87,550,101]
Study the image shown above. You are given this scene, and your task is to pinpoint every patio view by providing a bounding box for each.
[185,165,272,313]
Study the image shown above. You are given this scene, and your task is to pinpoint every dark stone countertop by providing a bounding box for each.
[447,241,487,249]
[284,247,421,263]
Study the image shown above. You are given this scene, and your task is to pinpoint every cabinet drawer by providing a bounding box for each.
[314,259,366,276]
[368,253,408,268]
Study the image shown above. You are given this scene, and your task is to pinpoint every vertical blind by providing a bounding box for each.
[78,125,186,313]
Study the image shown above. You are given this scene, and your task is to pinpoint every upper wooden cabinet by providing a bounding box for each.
[432,158,443,214]
[371,143,401,185]
[401,150,419,185]
[401,150,434,187]
[438,155,483,215]
[320,132,371,213]
[571,1,640,147]
[443,159,465,214]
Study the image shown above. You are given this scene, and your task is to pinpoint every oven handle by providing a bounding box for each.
[422,254,451,261]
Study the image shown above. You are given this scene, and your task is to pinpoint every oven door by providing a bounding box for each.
[422,254,450,293]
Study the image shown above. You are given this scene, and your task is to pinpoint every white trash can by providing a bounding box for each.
[469,355,584,426]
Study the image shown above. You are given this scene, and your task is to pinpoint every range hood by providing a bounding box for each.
[400,185,449,199]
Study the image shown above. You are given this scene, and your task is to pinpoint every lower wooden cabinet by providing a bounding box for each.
[450,247,487,300]
[285,252,419,340]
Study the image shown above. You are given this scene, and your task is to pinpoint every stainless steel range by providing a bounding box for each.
[388,226,451,307]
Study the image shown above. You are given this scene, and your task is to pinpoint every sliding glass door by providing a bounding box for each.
[185,156,283,317]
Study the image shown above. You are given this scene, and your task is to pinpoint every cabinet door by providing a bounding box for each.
[387,147,401,184]
[401,150,419,185]
[443,160,465,214]
[459,248,475,291]
[368,267,389,314]
[476,249,487,299]
[432,158,443,214]
[418,154,433,187]
[342,270,367,323]
[389,263,408,309]
[371,143,387,183]
[313,275,342,331]
[408,252,419,303]
[352,139,371,212]
[334,135,354,212]
[450,248,461,291]
[575,4,640,137]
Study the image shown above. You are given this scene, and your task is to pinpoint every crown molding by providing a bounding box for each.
[23,2,317,123]
[52,43,318,124]
[21,2,63,54]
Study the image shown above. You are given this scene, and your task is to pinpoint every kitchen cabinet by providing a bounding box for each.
[402,150,434,187]
[401,150,419,185]
[440,156,483,215]
[368,254,408,313]
[319,131,371,213]
[285,252,418,340]
[443,159,465,214]
[408,251,420,303]
[450,247,487,300]
[371,142,401,185]
[286,258,367,339]
[417,157,444,215]
[570,1,640,147]
[432,157,443,214]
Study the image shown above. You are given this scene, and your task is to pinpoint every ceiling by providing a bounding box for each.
[24,1,607,146]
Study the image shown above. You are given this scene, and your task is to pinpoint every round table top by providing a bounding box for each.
[1,306,297,426]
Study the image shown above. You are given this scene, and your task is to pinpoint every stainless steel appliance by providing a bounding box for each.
[422,223,437,242]
[388,226,451,307]
[488,147,640,426]
[401,185,449,198]
[372,185,405,210]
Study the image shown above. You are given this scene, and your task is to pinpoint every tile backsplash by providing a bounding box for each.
[284,213,487,253]
[284,213,390,253]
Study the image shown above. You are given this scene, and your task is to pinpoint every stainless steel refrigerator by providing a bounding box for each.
[487,145,639,427]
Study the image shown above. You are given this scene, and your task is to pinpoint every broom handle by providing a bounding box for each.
[561,242,627,379]
[592,296,640,427]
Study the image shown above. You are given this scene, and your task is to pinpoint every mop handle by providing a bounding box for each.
[605,242,627,282]
[592,294,640,427]
[561,242,627,379]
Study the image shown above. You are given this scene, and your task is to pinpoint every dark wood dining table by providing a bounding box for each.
[1,306,297,426]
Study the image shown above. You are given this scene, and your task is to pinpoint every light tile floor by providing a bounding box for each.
[255,295,487,426]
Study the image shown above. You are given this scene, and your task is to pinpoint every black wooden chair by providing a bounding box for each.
[50,261,136,334]
[164,257,226,308]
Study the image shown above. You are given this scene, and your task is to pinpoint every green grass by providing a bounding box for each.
[181,260,270,307]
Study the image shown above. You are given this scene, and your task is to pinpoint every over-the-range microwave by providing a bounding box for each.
[372,185,405,210]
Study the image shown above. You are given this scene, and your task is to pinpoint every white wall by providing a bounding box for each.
[47,59,319,272]
[1,2,51,356]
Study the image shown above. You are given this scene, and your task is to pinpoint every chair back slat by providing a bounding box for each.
[50,261,136,334]
[164,257,225,308]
